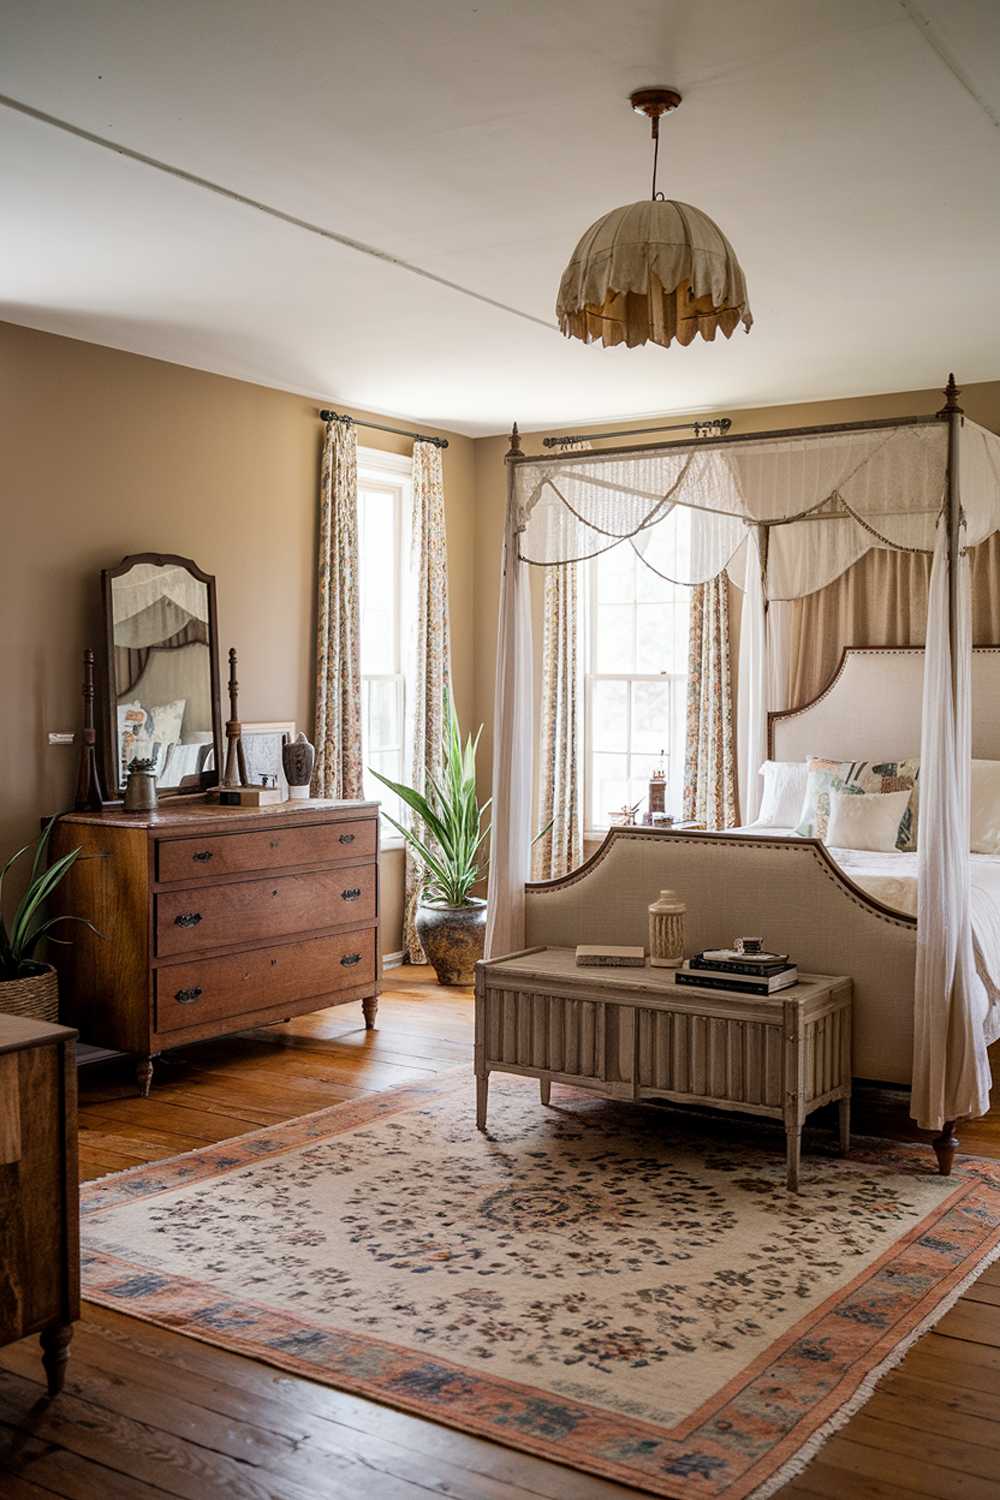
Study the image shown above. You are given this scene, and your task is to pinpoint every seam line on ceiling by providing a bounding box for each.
[897,0,1000,131]
[0,91,561,333]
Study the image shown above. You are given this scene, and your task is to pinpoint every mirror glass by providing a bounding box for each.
[108,559,218,792]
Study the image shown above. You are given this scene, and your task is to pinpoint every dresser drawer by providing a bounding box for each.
[156,863,376,956]
[155,930,376,1034]
[156,818,376,883]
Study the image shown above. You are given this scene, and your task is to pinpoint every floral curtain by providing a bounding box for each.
[314,420,363,800]
[683,574,738,829]
[532,562,582,880]
[403,441,452,962]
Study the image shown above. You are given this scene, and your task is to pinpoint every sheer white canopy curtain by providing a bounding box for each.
[486,411,1000,1131]
[314,425,453,963]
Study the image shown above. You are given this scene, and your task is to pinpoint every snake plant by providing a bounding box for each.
[370,698,491,908]
[0,818,101,980]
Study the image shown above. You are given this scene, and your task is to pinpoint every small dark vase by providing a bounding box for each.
[415,898,487,984]
[282,732,315,800]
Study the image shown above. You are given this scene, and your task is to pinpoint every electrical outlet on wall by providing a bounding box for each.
[48,732,76,746]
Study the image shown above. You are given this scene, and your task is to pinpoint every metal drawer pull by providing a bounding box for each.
[175,986,203,1004]
[175,912,203,928]
[339,832,355,845]
[340,953,361,967]
[341,887,362,902]
[191,850,214,863]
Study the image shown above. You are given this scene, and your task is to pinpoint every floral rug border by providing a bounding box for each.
[80,1073,1000,1500]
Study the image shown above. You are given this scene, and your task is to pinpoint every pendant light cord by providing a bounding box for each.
[650,117,665,200]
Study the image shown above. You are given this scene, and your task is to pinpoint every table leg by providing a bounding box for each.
[540,1078,551,1106]
[40,1322,72,1396]
[838,1096,851,1156]
[786,1125,802,1193]
[476,1072,489,1132]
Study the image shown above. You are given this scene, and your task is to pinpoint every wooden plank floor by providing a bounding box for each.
[2,965,1000,1499]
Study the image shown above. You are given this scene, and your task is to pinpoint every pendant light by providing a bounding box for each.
[556,88,752,350]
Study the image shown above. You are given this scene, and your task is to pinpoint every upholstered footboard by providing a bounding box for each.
[525,829,917,1086]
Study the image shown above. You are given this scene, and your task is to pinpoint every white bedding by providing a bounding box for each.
[729,823,1000,1042]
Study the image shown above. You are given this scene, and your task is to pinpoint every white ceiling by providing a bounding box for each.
[2,0,998,435]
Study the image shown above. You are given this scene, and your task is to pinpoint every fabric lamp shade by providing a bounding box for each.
[556,198,752,350]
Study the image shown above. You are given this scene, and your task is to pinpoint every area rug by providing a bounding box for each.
[80,1071,1000,1500]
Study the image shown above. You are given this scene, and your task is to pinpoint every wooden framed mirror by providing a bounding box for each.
[100,553,223,798]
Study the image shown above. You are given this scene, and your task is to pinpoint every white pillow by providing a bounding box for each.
[756,761,809,828]
[971,759,1000,854]
[826,789,913,853]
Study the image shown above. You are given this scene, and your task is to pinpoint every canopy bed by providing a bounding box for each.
[486,378,1000,1160]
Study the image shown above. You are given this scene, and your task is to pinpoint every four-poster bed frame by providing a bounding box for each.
[487,375,1000,1173]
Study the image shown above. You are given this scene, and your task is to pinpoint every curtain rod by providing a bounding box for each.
[319,409,449,450]
[541,417,732,447]
[510,412,942,465]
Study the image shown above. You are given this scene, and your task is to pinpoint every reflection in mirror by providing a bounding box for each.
[111,561,215,790]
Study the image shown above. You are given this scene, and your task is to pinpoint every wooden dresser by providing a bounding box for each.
[0,1014,80,1394]
[51,798,381,1093]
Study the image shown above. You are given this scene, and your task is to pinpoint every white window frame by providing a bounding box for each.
[358,447,411,848]
[582,555,689,838]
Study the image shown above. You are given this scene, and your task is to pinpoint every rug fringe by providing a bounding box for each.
[750,1230,1000,1499]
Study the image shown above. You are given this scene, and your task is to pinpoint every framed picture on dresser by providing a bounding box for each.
[242,720,296,797]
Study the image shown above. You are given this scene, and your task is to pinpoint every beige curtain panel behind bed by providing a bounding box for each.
[314,420,364,800]
[787,535,1000,709]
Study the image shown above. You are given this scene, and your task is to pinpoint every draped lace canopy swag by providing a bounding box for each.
[486,390,1000,1133]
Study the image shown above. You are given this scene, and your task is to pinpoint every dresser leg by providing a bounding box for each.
[136,1055,155,1097]
[40,1322,73,1396]
[838,1097,851,1156]
[476,1072,489,1131]
[362,994,379,1030]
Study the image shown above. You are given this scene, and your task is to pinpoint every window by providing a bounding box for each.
[358,449,409,835]
[584,511,690,830]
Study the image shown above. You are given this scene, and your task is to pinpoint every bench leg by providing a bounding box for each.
[838,1096,851,1156]
[476,1073,489,1132]
[786,1124,802,1193]
[540,1078,551,1106]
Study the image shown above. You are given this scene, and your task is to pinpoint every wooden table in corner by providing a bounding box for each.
[474,947,852,1191]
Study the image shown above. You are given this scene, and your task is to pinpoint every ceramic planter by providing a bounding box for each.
[0,961,60,1023]
[415,898,487,985]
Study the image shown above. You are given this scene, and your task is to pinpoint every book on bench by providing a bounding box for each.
[675,960,799,995]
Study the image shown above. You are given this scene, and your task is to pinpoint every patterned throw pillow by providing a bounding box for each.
[794,757,919,849]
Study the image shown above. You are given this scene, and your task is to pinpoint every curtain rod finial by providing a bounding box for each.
[506,422,522,459]
[938,373,963,417]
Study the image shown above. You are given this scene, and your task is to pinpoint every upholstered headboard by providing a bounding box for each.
[769,646,1000,762]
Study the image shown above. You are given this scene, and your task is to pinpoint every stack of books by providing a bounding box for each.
[675,949,798,996]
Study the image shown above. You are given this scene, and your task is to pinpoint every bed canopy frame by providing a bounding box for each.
[487,376,1000,1136]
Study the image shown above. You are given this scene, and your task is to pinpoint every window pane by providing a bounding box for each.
[368,677,401,752]
[359,486,398,674]
[594,544,635,605]
[630,681,670,755]
[591,752,629,827]
[595,604,634,672]
[591,680,628,751]
[635,603,678,673]
[365,748,404,824]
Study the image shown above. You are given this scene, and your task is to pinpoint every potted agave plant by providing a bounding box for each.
[372,699,491,984]
[0,818,99,1023]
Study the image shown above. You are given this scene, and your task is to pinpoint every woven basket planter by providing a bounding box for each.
[0,962,59,1023]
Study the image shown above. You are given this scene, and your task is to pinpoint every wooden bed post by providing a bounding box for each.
[933,373,964,1176]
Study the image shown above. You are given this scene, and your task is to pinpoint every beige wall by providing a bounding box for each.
[473,380,1000,806]
[0,321,476,958]
[5,319,999,952]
